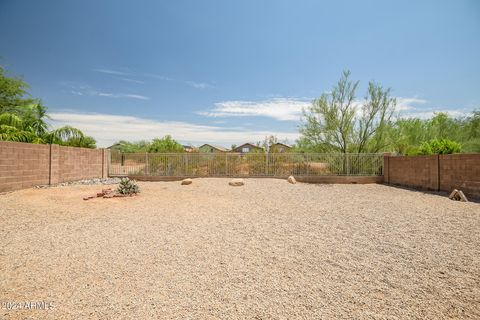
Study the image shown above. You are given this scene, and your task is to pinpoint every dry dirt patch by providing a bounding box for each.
[1,179,479,319]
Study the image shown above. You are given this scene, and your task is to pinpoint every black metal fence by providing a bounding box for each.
[108,152,384,177]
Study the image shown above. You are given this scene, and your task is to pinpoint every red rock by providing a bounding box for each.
[113,193,127,197]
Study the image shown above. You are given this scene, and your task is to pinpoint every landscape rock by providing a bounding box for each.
[113,193,134,197]
[97,188,115,197]
[287,175,297,184]
[448,189,468,202]
[229,178,244,186]
[36,178,122,189]
[181,178,193,185]
[83,187,124,200]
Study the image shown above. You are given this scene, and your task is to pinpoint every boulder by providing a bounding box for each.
[229,178,244,186]
[181,178,193,185]
[287,175,297,184]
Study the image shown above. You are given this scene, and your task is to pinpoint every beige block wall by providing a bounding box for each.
[439,154,480,198]
[0,141,51,192]
[0,141,108,193]
[57,146,105,183]
[385,154,480,198]
[386,155,439,190]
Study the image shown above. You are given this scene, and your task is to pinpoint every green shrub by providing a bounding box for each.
[417,142,433,155]
[416,139,461,155]
[117,178,140,195]
[404,146,422,156]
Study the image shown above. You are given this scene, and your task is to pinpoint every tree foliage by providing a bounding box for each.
[109,140,151,153]
[0,66,96,148]
[110,135,184,153]
[148,135,184,153]
[0,66,34,113]
[387,112,479,154]
[416,139,461,155]
[300,70,395,154]
[298,70,479,155]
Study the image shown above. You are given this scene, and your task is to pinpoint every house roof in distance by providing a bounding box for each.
[106,142,121,149]
[270,142,291,148]
[198,143,229,152]
[235,142,262,149]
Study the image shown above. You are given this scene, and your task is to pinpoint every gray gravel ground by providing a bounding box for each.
[1,178,479,319]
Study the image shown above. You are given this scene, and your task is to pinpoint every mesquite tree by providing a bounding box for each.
[300,70,396,154]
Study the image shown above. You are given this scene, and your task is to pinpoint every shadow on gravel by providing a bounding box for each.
[383,183,480,204]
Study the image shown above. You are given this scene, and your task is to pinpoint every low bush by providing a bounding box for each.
[412,139,462,155]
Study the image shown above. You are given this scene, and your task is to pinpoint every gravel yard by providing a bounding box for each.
[1,178,479,319]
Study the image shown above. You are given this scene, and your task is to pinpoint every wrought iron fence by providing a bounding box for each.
[109,152,383,177]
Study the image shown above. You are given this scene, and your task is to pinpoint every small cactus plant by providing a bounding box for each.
[117,178,140,195]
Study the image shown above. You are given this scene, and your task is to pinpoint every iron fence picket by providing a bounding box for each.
[108,152,383,177]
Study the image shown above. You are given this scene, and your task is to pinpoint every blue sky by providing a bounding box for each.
[0,0,479,147]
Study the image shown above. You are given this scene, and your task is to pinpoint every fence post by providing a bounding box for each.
[108,149,112,177]
[346,154,350,176]
[145,152,149,175]
[306,153,309,177]
[265,153,269,176]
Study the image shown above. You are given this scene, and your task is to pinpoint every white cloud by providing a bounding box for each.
[93,68,130,76]
[95,92,149,100]
[400,109,470,119]
[48,112,299,148]
[153,75,214,89]
[93,69,214,89]
[120,78,145,84]
[198,98,311,121]
[144,73,214,89]
[147,74,174,81]
[396,97,427,111]
[185,81,214,89]
[394,97,471,118]
[123,94,149,100]
[65,83,150,100]
[197,96,435,121]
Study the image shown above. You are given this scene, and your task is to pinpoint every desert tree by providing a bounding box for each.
[300,70,396,154]
[148,135,184,153]
[354,82,396,153]
[258,135,279,152]
[300,70,358,154]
